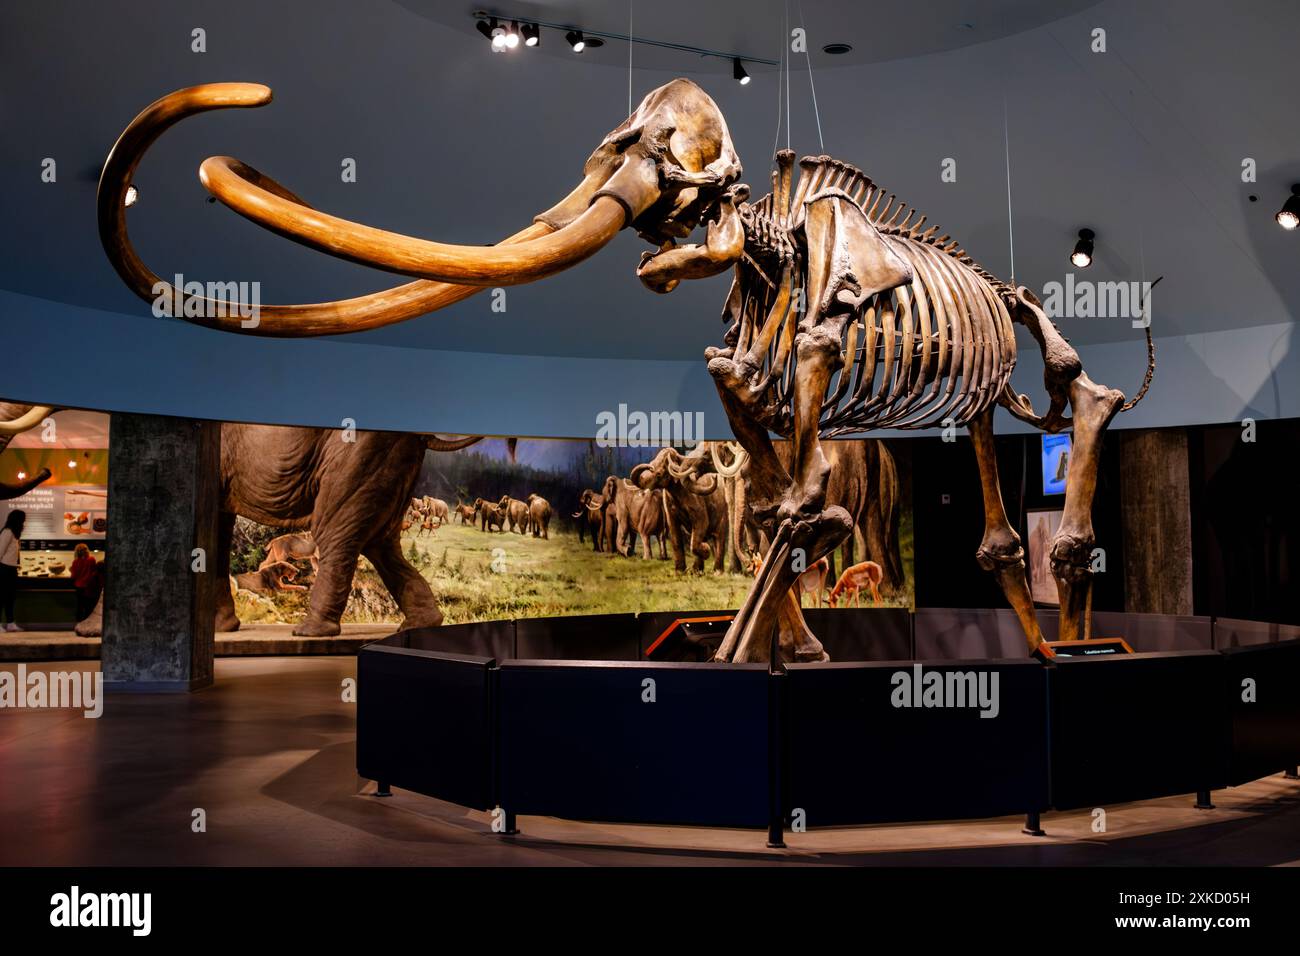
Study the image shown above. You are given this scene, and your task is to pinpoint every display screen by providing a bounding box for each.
[1041,433,1071,496]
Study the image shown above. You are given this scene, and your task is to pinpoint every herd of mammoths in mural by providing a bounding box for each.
[222,435,905,628]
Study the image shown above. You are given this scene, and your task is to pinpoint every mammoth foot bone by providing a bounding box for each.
[713,506,852,666]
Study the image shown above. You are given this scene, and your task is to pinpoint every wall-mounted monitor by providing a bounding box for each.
[1041,433,1072,496]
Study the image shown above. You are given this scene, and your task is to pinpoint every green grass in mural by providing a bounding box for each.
[233,516,914,627]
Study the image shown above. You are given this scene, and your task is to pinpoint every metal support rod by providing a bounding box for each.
[1022,810,1045,836]
[374,781,392,798]
[1194,790,1215,810]
[767,668,787,849]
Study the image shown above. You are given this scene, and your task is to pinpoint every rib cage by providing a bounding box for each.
[729,151,1019,438]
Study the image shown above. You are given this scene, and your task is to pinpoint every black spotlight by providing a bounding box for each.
[566,29,585,53]
[522,22,540,47]
[1070,228,1095,268]
[1276,184,1300,231]
[733,58,751,85]
[475,19,493,41]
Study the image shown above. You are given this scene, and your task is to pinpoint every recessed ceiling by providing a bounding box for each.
[398,0,1105,71]
[0,0,1297,366]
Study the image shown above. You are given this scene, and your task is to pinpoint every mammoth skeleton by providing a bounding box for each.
[97,78,1152,663]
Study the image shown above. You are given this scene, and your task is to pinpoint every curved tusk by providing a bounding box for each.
[423,435,484,452]
[200,156,626,286]
[708,440,748,478]
[0,406,54,437]
[97,84,622,337]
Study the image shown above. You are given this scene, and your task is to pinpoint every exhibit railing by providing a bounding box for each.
[356,612,1300,846]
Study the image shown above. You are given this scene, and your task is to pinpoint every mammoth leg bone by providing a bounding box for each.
[710,326,851,665]
[1052,373,1124,642]
[968,407,1044,653]
[713,517,845,665]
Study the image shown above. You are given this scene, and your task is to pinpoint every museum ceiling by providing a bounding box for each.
[2,0,1297,360]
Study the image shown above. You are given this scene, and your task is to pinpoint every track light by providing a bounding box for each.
[481,17,507,52]
[522,22,539,47]
[733,58,750,85]
[504,21,520,48]
[1276,185,1300,231]
[566,30,585,53]
[1070,228,1095,268]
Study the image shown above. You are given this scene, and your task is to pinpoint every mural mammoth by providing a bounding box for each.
[99,76,1150,660]
[630,448,728,573]
[219,426,480,635]
[711,438,903,592]
[1,404,479,636]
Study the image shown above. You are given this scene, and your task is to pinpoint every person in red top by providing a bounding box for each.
[70,543,99,624]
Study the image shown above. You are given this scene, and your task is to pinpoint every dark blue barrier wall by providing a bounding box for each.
[915,608,1030,660]
[399,620,515,660]
[514,613,640,660]
[1049,651,1228,810]
[1216,618,1300,648]
[803,608,913,661]
[356,613,1300,834]
[784,660,1049,825]
[1220,638,1300,785]
[497,661,771,827]
[357,642,497,811]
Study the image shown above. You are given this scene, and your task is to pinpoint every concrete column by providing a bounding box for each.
[102,414,220,691]
[1119,429,1193,615]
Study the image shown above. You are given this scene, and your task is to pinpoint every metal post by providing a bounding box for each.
[1022,810,1045,836]
[767,665,786,849]
[1194,790,1215,809]
[374,781,392,798]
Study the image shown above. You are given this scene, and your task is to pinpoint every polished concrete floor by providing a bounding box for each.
[0,624,391,661]
[2,656,1299,867]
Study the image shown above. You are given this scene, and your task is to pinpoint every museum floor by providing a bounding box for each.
[2,657,1299,867]
[0,624,391,661]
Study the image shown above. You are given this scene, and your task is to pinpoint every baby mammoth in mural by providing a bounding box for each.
[499,495,531,534]
[574,488,607,551]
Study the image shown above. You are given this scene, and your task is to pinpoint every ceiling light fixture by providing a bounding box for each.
[504,20,521,48]
[822,43,853,54]
[733,58,750,85]
[1070,228,1095,268]
[522,22,539,47]
[1276,184,1300,231]
[565,29,585,53]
